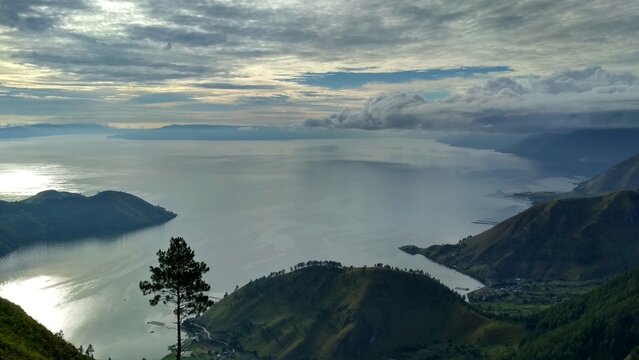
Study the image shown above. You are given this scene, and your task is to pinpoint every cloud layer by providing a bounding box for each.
[0,0,638,126]
[305,67,639,132]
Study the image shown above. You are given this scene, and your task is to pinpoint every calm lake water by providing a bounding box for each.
[0,135,578,359]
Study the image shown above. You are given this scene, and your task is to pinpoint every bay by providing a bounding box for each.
[0,135,577,359]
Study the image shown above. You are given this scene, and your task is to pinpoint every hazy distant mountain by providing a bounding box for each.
[188,264,521,360]
[438,129,639,176]
[509,267,639,360]
[503,128,639,175]
[0,124,113,139]
[0,297,90,360]
[111,124,365,141]
[402,190,639,283]
[514,152,639,204]
[0,190,176,257]
[437,133,528,150]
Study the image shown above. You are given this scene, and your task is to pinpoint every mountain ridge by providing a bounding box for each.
[573,153,639,195]
[402,190,639,283]
[0,190,176,257]
[186,264,522,360]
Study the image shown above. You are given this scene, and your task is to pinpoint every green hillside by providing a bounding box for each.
[574,154,639,195]
[508,267,639,360]
[187,264,522,360]
[402,190,639,283]
[0,190,176,257]
[0,297,90,360]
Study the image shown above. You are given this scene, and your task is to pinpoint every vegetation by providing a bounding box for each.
[506,267,639,360]
[402,190,639,283]
[140,237,214,360]
[0,190,176,256]
[186,263,522,360]
[467,279,603,321]
[0,297,90,360]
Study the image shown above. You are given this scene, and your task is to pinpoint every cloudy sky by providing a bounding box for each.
[0,0,638,131]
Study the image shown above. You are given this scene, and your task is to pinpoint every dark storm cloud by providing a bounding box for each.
[128,25,229,47]
[129,93,194,104]
[305,67,639,132]
[10,31,213,82]
[132,0,450,57]
[5,0,639,84]
[0,0,87,31]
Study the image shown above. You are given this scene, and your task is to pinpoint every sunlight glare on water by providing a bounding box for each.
[0,276,68,333]
[0,164,76,200]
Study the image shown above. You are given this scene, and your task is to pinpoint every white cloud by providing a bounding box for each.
[306,67,639,132]
[1,0,639,125]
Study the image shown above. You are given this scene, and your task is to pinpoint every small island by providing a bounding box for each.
[0,190,177,257]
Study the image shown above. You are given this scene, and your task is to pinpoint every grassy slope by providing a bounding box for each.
[574,154,639,195]
[0,190,176,256]
[508,268,639,360]
[403,190,639,283]
[0,297,89,360]
[191,266,522,360]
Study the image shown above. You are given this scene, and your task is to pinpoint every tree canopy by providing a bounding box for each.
[139,237,213,360]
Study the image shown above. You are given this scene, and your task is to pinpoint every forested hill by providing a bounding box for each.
[402,190,639,283]
[509,267,639,360]
[0,190,176,257]
[0,297,90,360]
[190,264,522,360]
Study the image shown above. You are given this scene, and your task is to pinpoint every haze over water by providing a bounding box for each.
[0,134,577,359]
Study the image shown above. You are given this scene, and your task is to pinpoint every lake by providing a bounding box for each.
[0,134,578,359]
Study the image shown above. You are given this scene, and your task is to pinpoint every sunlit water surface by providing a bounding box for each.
[0,135,580,359]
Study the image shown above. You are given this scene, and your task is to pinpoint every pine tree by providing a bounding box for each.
[139,237,214,360]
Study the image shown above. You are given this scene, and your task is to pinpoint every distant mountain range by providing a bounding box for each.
[402,190,639,283]
[502,129,639,171]
[439,128,639,176]
[109,124,365,141]
[0,190,176,257]
[513,151,639,204]
[0,297,90,360]
[0,124,113,139]
[187,264,522,360]
[0,123,365,141]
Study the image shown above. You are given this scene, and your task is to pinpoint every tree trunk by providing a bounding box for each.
[177,291,181,360]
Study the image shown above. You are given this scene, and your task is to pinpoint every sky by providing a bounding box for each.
[0,0,638,132]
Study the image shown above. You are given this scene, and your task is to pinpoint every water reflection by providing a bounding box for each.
[0,164,77,200]
[0,136,579,359]
[0,275,68,332]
